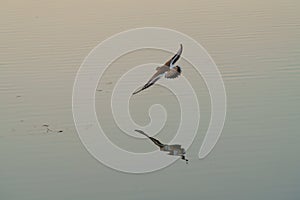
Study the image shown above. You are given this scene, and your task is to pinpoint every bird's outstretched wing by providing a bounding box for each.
[134,129,165,148]
[164,44,183,67]
[132,73,163,95]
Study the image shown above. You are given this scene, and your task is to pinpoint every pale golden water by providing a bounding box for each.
[1,0,300,199]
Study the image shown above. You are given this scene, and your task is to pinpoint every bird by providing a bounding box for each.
[135,129,188,164]
[132,44,183,95]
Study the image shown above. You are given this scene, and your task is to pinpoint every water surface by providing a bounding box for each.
[1,0,300,199]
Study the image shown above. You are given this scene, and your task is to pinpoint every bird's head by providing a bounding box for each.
[175,65,182,73]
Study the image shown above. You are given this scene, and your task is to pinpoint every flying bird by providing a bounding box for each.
[132,44,183,95]
[135,129,188,164]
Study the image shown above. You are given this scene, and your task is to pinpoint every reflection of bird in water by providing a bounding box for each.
[132,44,183,95]
[135,129,188,164]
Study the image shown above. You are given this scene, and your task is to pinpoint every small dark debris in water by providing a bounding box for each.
[45,128,53,133]
[20,120,24,122]
[16,95,21,98]
[96,89,103,92]
[42,124,63,134]
[42,124,53,133]
[106,82,113,85]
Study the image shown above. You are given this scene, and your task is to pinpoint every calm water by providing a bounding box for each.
[1,0,300,199]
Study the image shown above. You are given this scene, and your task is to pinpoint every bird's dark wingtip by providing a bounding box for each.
[132,90,140,95]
